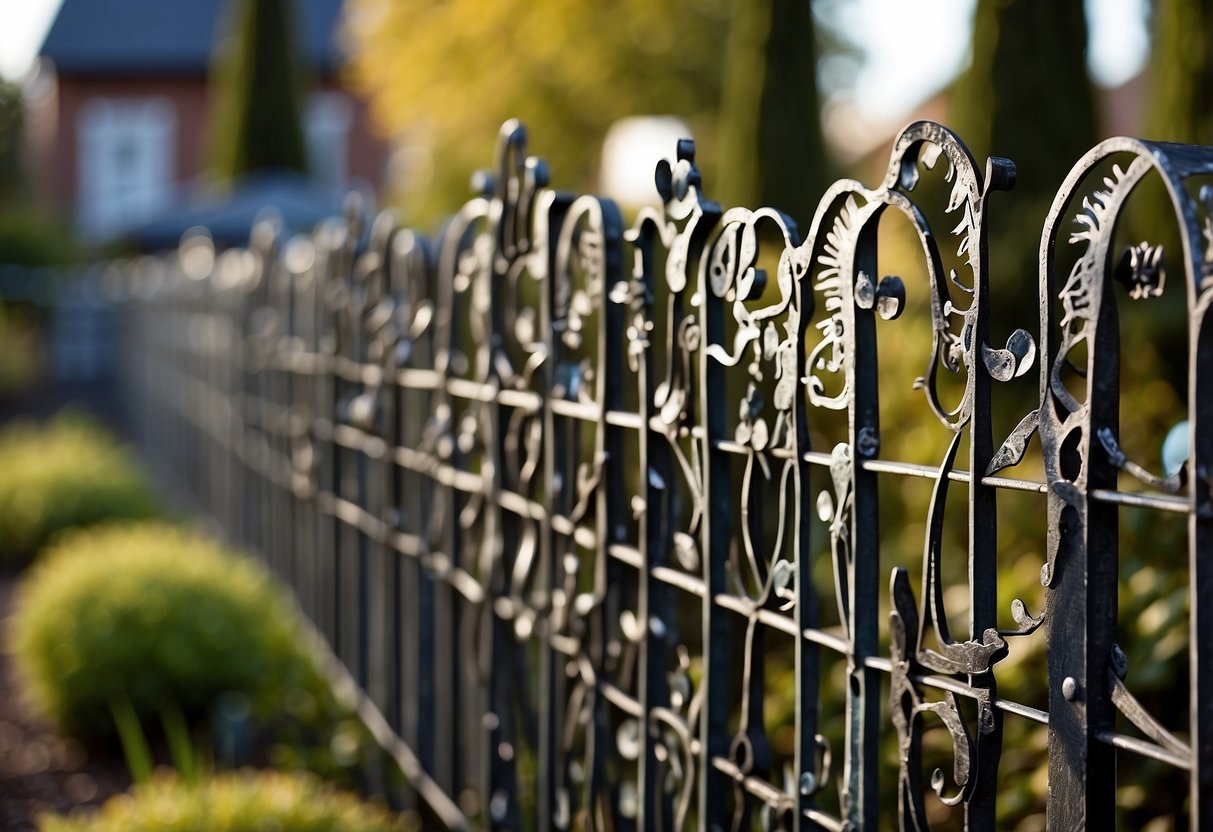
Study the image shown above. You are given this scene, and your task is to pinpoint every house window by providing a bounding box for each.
[77,97,175,239]
[305,92,351,188]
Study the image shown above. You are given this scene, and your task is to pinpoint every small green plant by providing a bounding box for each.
[109,695,155,784]
[37,769,415,832]
[0,413,158,562]
[8,522,327,740]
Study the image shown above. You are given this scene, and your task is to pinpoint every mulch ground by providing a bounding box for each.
[0,570,132,831]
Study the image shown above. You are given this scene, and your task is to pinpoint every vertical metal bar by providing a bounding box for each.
[433,203,483,805]
[483,173,518,832]
[296,260,318,624]
[414,229,440,788]
[1192,303,1213,830]
[537,189,572,832]
[319,251,340,648]
[1050,294,1119,832]
[1038,177,1119,831]
[966,167,1003,832]
[843,231,880,828]
[793,248,821,831]
[366,225,394,723]
[590,197,627,827]
[631,226,668,831]
[699,243,732,829]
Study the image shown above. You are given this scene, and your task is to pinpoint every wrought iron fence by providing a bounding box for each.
[116,119,1213,830]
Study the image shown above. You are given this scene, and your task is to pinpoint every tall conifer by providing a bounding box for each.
[715,0,829,229]
[209,0,309,182]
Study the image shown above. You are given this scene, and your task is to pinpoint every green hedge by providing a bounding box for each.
[0,414,158,562]
[38,769,413,832]
[9,523,326,740]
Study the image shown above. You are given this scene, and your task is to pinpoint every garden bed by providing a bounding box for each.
[0,571,131,831]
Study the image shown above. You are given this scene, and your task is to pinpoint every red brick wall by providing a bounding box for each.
[26,69,390,216]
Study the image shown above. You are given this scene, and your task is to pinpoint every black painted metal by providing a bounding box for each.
[117,119,1213,830]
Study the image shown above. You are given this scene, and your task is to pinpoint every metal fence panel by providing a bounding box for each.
[115,119,1213,830]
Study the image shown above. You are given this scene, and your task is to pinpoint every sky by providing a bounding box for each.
[0,0,61,81]
[0,0,1152,121]
[821,0,1150,119]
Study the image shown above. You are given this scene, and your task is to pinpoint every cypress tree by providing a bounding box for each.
[1143,0,1213,145]
[0,81,25,203]
[715,0,829,228]
[950,0,1096,299]
[208,0,309,183]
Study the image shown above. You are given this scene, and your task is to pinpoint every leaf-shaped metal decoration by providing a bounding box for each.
[981,328,1036,382]
[673,531,699,572]
[986,408,1039,475]
[771,558,794,593]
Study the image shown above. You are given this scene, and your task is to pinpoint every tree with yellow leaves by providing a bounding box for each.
[344,0,735,222]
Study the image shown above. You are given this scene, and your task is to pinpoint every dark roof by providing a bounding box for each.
[124,171,354,249]
[40,0,344,76]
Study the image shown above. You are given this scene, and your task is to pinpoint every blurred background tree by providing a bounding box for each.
[950,0,1096,307]
[0,80,25,205]
[715,0,830,229]
[1135,0,1213,278]
[1144,0,1213,145]
[345,0,737,222]
[0,79,72,265]
[208,0,310,184]
[347,0,833,226]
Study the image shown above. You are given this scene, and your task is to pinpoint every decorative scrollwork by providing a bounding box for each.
[806,193,859,410]
[890,571,977,829]
[630,138,719,566]
[128,116,1213,832]
[817,442,854,635]
[811,121,1033,828]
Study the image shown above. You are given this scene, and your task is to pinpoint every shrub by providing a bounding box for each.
[0,301,42,399]
[0,209,82,267]
[0,413,158,561]
[37,769,414,832]
[9,523,326,740]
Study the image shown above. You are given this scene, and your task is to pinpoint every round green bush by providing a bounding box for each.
[9,523,325,739]
[0,413,158,561]
[38,769,414,832]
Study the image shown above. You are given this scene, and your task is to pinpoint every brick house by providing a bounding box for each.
[25,0,388,241]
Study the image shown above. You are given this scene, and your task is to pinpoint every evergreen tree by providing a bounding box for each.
[0,81,25,204]
[950,0,1096,299]
[208,0,309,183]
[1143,0,1213,145]
[715,0,829,229]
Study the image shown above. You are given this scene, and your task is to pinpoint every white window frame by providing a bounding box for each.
[77,96,176,239]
